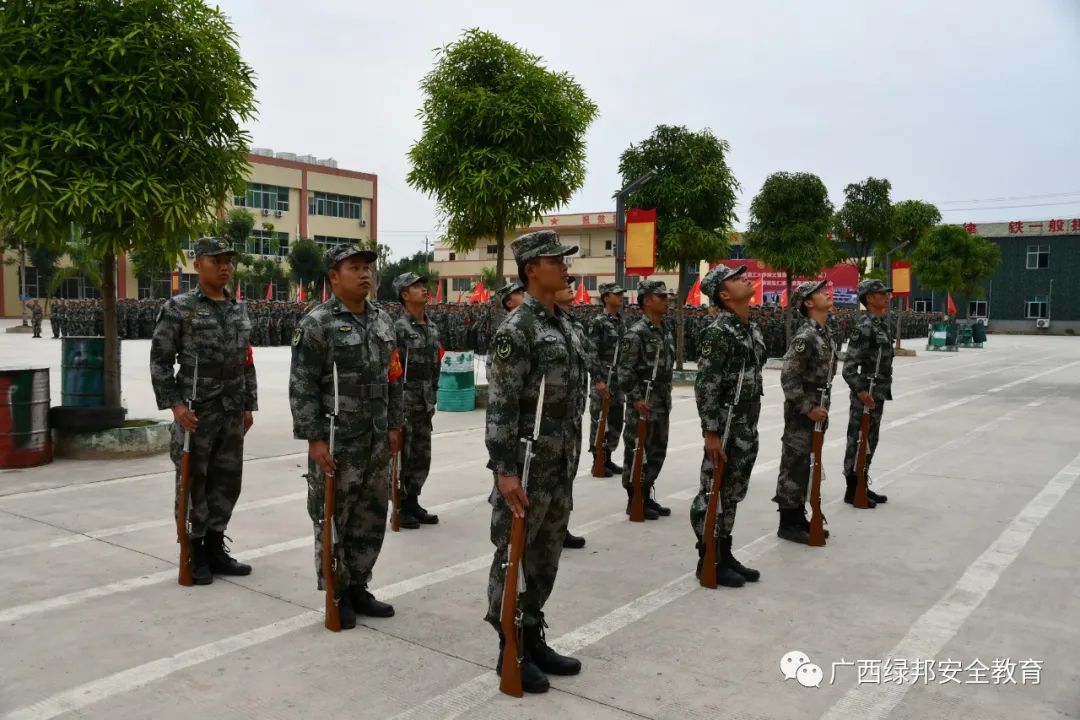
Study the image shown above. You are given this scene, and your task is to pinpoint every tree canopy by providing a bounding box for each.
[891,199,942,255]
[910,225,1001,297]
[287,238,325,295]
[407,28,597,281]
[833,177,894,275]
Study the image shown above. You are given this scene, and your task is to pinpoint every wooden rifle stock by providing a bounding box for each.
[808,429,827,546]
[390,452,401,532]
[629,415,647,522]
[591,393,610,477]
[322,466,341,631]
[853,411,872,509]
[699,454,726,588]
[498,515,526,697]
[176,451,193,586]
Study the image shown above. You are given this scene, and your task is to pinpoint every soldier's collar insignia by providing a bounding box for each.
[197,309,210,316]
[701,340,713,358]
[495,336,513,360]
[849,327,860,340]
[338,325,352,333]
[794,338,807,353]
[292,328,303,346]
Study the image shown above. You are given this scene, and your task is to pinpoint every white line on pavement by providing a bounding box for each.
[818,447,1080,720]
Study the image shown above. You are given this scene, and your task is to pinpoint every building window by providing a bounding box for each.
[448,252,456,261]
[451,277,474,291]
[17,267,43,298]
[968,300,988,318]
[604,240,612,251]
[137,275,172,299]
[580,276,598,291]
[486,244,499,255]
[249,229,290,256]
[912,299,931,312]
[308,191,363,220]
[1025,296,1049,319]
[312,234,360,250]
[1026,244,1049,269]
[235,183,290,211]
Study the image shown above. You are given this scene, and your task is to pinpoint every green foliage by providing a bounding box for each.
[49,238,104,295]
[129,240,180,296]
[287,238,324,294]
[743,172,838,340]
[479,266,502,290]
[407,28,598,281]
[377,250,437,302]
[246,257,287,295]
[891,199,942,255]
[910,225,1001,297]
[833,177,894,275]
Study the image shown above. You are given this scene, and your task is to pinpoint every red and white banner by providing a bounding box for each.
[625,208,657,277]
[712,259,860,305]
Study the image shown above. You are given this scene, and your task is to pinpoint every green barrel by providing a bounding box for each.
[0,367,53,469]
[927,323,948,349]
[61,337,114,407]
[437,351,476,412]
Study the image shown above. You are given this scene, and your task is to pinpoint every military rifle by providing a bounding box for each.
[390,348,409,532]
[628,348,660,522]
[176,356,198,586]
[852,346,882,510]
[499,375,545,697]
[591,341,620,478]
[808,351,835,547]
[700,358,746,588]
[322,362,342,631]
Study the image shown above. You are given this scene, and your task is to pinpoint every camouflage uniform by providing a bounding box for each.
[51,300,64,338]
[290,245,404,594]
[773,281,837,509]
[483,232,586,635]
[392,272,441,508]
[149,238,258,545]
[586,284,626,468]
[690,268,766,546]
[842,280,895,497]
[617,281,676,499]
[29,301,43,337]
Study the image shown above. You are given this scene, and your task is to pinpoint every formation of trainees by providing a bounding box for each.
[150,230,896,697]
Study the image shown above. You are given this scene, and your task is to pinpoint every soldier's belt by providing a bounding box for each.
[180,363,241,380]
[336,381,389,400]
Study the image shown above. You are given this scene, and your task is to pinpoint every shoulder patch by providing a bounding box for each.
[338,325,352,333]
[849,327,861,341]
[495,335,513,360]
[794,338,807,354]
[292,328,303,346]
[701,339,713,358]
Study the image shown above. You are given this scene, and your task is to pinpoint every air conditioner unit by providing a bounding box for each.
[261,208,270,217]
[274,210,282,218]
[1035,318,1050,329]
[359,219,367,227]
[186,250,194,259]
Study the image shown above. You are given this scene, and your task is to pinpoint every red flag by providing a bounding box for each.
[686,277,702,307]
[947,293,957,315]
[434,283,444,303]
[265,282,273,301]
[234,283,242,301]
[573,279,591,305]
[438,345,445,364]
[469,280,486,304]
[296,283,305,302]
[751,278,763,306]
[321,281,328,303]
[779,289,788,308]
[456,290,463,304]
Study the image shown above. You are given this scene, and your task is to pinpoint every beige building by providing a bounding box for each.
[0,151,377,315]
[432,211,683,303]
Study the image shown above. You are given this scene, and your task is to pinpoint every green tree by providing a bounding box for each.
[891,199,942,256]
[376,250,437,303]
[0,0,256,406]
[27,238,64,307]
[287,238,324,298]
[833,177,894,276]
[407,28,598,283]
[742,171,839,342]
[129,240,181,299]
[619,125,740,367]
[910,225,1001,298]
[49,236,104,297]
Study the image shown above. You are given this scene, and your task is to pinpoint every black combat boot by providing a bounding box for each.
[625,486,659,520]
[409,495,439,524]
[204,530,252,576]
[496,634,550,693]
[562,531,585,549]
[722,537,760,582]
[843,475,877,508]
[606,459,622,475]
[646,494,671,517]
[349,585,395,617]
[189,538,213,585]
[777,508,811,544]
[336,588,357,630]
[396,505,421,530]
[524,623,582,676]
[866,474,888,504]
[695,541,745,587]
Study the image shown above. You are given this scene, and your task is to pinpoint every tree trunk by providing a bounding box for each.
[19,239,28,326]
[494,226,506,289]
[102,250,121,408]
[675,259,691,370]
[784,270,794,346]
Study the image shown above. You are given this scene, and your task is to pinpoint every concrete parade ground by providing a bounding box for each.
[1,320,1078,720]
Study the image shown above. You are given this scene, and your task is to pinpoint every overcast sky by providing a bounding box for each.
[217,0,1080,261]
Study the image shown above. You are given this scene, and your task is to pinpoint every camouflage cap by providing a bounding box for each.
[699,264,746,300]
[193,237,236,257]
[494,281,524,307]
[393,271,426,298]
[791,279,829,315]
[637,279,677,299]
[511,230,578,264]
[857,278,892,299]
[325,243,377,269]
[598,282,625,296]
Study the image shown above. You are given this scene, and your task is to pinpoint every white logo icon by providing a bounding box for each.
[797,663,824,688]
[780,650,821,688]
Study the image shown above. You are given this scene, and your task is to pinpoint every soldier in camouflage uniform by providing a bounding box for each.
[485,281,525,377]
[392,271,441,529]
[150,237,258,585]
[29,300,43,337]
[616,279,676,520]
[51,299,64,338]
[484,230,586,694]
[586,283,626,478]
[290,244,403,628]
[842,279,894,507]
[555,280,591,550]
[690,265,765,587]
[773,280,837,544]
